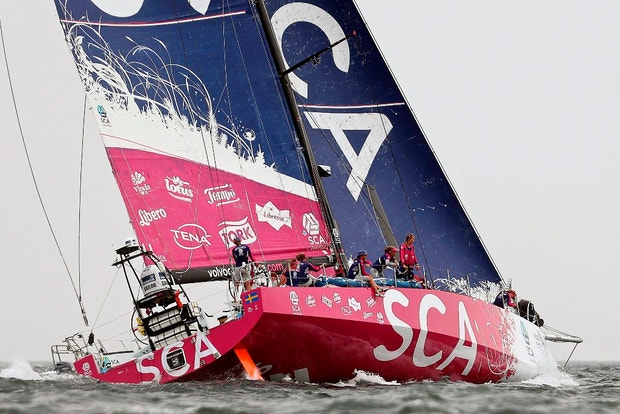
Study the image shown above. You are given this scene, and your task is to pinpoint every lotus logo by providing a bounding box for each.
[165,176,194,202]
[171,224,212,250]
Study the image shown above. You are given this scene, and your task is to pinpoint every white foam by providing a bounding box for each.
[331,369,401,387]
[0,360,43,381]
[522,363,580,387]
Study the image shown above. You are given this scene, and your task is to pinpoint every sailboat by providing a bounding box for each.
[49,0,581,384]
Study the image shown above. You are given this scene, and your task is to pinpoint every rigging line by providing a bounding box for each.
[88,265,123,333]
[0,20,89,327]
[78,93,87,298]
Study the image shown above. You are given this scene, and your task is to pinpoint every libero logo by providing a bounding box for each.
[138,208,167,226]
[165,176,194,202]
[171,224,212,250]
[131,171,151,196]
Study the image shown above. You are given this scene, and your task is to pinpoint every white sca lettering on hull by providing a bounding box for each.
[272,3,391,201]
[373,291,478,376]
[136,331,219,382]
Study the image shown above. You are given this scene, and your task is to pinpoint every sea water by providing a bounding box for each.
[0,360,618,413]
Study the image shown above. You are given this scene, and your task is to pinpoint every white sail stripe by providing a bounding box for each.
[99,132,318,202]
[59,10,245,28]
[300,102,405,110]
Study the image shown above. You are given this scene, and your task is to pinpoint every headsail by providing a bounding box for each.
[261,0,502,288]
[53,0,333,282]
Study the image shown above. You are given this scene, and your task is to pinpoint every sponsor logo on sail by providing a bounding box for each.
[97,105,111,126]
[206,266,232,279]
[131,171,151,196]
[171,223,212,250]
[165,176,194,202]
[218,217,256,247]
[204,184,239,206]
[138,208,167,226]
[256,201,291,231]
[302,212,320,235]
[302,212,327,245]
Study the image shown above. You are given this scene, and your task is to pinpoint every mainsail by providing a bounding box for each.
[53,0,333,282]
[53,0,502,288]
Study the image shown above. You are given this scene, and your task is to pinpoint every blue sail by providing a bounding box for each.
[263,0,502,288]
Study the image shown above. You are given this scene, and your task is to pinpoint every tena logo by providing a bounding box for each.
[204,184,239,207]
[218,217,256,248]
[171,223,212,250]
[165,176,194,202]
[255,201,291,231]
[131,171,151,196]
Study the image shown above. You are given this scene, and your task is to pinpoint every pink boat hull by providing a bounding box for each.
[73,286,551,384]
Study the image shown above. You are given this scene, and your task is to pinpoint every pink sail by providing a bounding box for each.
[109,148,331,278]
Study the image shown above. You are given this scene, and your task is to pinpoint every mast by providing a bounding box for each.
[254,0,348,270]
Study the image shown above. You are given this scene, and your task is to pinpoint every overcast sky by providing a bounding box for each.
[0,1,617,364]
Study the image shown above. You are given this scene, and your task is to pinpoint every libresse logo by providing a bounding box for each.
[256,201,291,230]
